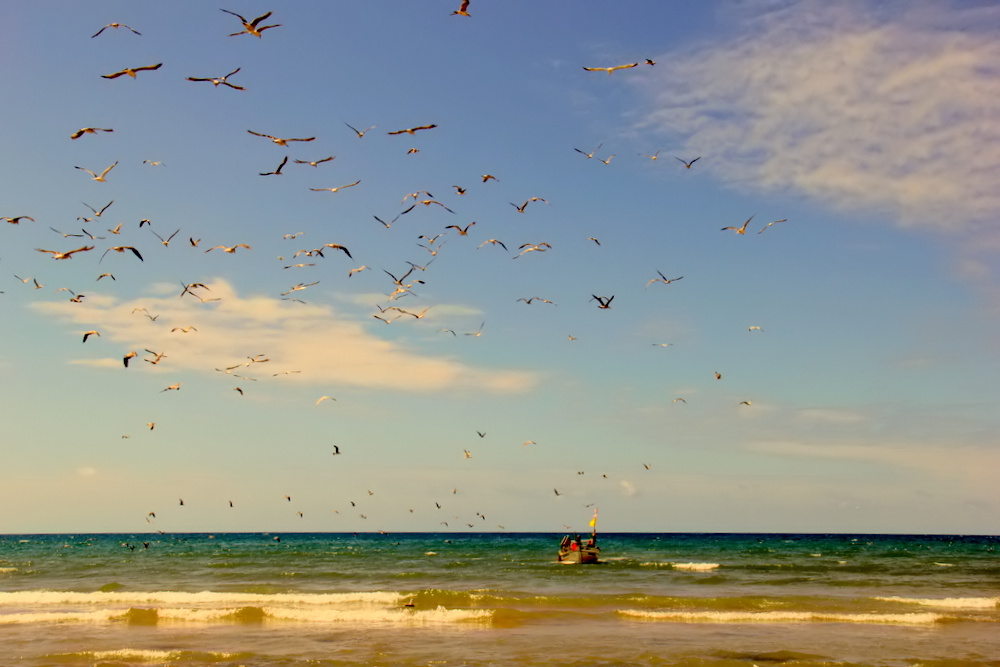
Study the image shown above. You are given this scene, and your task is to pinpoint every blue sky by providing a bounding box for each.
[1,0,998,534]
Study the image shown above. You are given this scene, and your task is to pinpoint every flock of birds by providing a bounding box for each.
[6,4,792,535]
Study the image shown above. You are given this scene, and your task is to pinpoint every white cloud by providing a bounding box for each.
[31,279,538,394]
[636,1,1000,232]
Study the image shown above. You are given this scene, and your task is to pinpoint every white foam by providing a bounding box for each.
[875,596,1000,610]
[0,590,401,606]
[671,562,721,571]
[618,609,943,625]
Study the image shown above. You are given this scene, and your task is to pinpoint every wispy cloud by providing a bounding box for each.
[32,279,538,393]
[636,0,1000,232]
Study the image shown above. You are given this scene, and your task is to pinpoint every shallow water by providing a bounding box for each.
[1,532,997,666]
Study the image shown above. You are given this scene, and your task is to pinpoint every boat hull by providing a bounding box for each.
[557,546,600,564]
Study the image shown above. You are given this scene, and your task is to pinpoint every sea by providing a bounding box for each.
[1,532,997,667]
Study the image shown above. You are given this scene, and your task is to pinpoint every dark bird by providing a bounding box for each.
[82,330,100,343]
[675,156,701,169]
[221,9,281,37]
[259,155,288,176]
[445,222,475,235]
[101,63,162,79]
[452,0,471,16]
[591,294,614,309]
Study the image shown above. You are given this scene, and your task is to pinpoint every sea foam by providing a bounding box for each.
[617,609,944,625]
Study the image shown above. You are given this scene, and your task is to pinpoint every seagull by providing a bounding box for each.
[574,143,603,159]
[598,154,616,165]
[514,242,551,258]
[220,9,281,37]
[80,200,115,220]
[101,245,143,262]
[482,174,498,182]
[3,216,34,224]
[591,294,614,309]
[101,63,162,79]
[401,200,454,215]
[82,330,100,343]
[151,229,180,247]
[70,127,113,140]
[187,68,245,90]
[510,197,549,213]
[36,246,93,260]
[259,157,289,176]
[582,62,639,75]
[675,156,701,169]
[293,156,335,167]
[445,222,475,235]
[646,271,683,288]
[749,326,763,332]
[463,450,472,459]
[75,162,118,182]
[161,382,182,392]
[464,322,485,337]
[517,296,556,305]
[319,243,352,258]
[206,244,251,254]
[477,239,507,251]
[643,150,661,160]
[91,23,141,38]
[758,219,788,234]
[309,180,360,193]
[373,214,399,228]
[452,0,471,16]
[96,273,115,281]
[387,124,438,135]
[316,396,336,405]
[722,215,755,235]
[171,326,197,333]
[344,122,375,138]
[248,130,315,145]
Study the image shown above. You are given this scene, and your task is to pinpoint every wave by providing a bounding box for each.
[875,596,1000,610]
[0,589,491,627]
[640,562,721,571]
[618,609,945,625]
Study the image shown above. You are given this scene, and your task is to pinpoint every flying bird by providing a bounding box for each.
[36,246,93,260]
[344,122,375,138]
[151,229,180,247]
[675,156,701,169]
[309,180,361,193]
[161,382,182,392]
[591,294,614,309]
[758,219,788,234]
[387,124,438,135]
[574,143,603,159]
[220,9,281,37]
[248,130,315,145]
[316,396,336,405]
[75,162,118,182]
[510,197,549,213]
[722,215,755,235]
[91,23,141,38]
[582,62,639,75]
[82,330,100,343]
[259,156,288,175]
[101,63,162,79]
[3,216,34,224]
[70,127,113,140]
[101,245,143,262]
[646,271,683,288]
[452,0,471,16]
[445,222,475,235]
[477,239,507,251]
[293,156,335,167]
[187,68,245,90]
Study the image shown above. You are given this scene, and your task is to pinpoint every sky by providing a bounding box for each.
[1,0,998,535]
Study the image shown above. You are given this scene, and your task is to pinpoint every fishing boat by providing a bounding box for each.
[557,509,600,563]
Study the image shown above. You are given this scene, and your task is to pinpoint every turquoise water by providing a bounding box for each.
[1,532,998,666]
